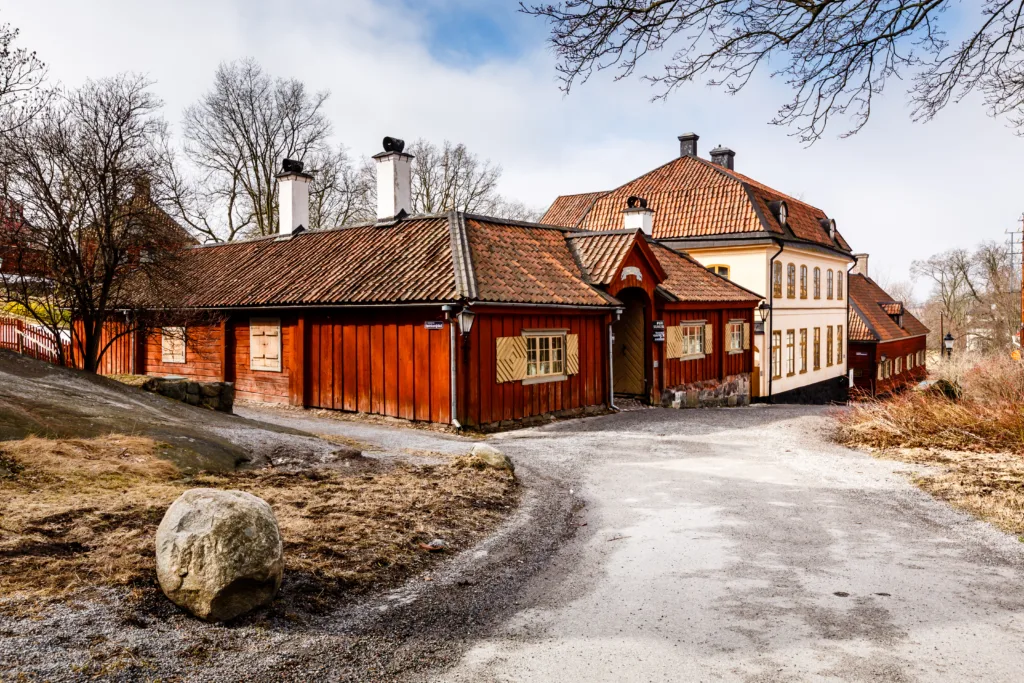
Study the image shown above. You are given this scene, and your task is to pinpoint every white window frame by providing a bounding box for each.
[524,329,566,381]
[772,330,782,379]
[161,327,186,364]
[250,317,282,372]
[896,356,903,374]
[799,328,808,373]
[680,322,706,360]
[727,319,744,354]
[786,330,795,376]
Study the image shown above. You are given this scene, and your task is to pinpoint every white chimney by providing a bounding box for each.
[276,158,312,237]
[373,136,414,221]
[852,253,869,277]
[623,196,654,235]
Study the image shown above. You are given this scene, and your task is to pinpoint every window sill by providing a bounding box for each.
[787,372,796,377]
[680,353,706,361]
[727,350,743,355]
[251,367,282,373]
[162,359,186,364]
[523,374,567,386]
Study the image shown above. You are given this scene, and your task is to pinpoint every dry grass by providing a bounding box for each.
[0,435,517,609]
[835,353,1024,537]
[835,354,1024,454]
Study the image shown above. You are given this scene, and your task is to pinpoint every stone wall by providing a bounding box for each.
[140,377,235,413]
[660,373,751,409]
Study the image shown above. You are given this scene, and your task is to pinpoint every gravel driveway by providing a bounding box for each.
[439,404,1024,682]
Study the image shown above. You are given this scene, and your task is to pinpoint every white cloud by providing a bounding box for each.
[5,0,1024,289]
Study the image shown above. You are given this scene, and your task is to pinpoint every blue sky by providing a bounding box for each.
[3,1,1022,294]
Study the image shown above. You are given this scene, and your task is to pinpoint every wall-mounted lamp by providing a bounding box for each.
[758,301,772,323]
[457,307,475,336]
[614,307,624,321]
[943,333,954,357]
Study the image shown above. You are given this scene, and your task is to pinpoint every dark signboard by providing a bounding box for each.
[424,320,445,330]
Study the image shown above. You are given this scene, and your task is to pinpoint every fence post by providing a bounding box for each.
[16,321,24,356]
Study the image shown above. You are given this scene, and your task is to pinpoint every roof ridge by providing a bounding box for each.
[448,211,478,300]
[848,299,881,342]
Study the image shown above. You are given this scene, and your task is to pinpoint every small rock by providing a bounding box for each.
[155,489,283,622]
[469,444,514,473]
[419,538,447,552]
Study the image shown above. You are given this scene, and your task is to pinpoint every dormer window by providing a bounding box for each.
[769,200,788,227]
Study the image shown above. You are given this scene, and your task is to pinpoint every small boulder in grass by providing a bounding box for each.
[155,489,283,622]
[454,443,515,474]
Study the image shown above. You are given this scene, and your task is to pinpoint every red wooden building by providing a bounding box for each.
[847,255,929,396]
[100,142,760,429]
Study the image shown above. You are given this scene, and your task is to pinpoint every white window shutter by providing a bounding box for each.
[704,323,713,354]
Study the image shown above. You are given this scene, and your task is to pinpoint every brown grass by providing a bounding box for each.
[835,354,1024,454]
[835,353,1024,537]
[0,435,517,609]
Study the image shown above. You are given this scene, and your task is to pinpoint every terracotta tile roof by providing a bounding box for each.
[464,217,613,306]
[175,216,459,307]
[548,155,851,252]
[848,273,930,342]
[541,191,609,228]
[566,231,636,285]
[649,242,762,303]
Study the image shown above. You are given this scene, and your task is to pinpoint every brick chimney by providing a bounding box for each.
[373,136,414,221]
[710,145,736,170]
[678,133,699,158]
[276,158,312,237]
[852,253,869,277]
[623,196,654,235]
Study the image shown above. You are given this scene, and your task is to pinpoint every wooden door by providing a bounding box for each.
[613,300,645,395]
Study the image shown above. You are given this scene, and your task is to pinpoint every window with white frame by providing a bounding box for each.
[826,269,834,299]
[681,323,705,358]
[896,356,903,374]
[787,263,796,298]
[727,320,744,353]
[813,268,821,299]
[772,331,782,379]
[526,333,565,378]
[826,326,834,366]
[250,318,282,372]
[837,325,844,363]
[161,327,186,364]
[800,265,808,299]
[772,262,783,298]
[786,330,795,376]
[837,271,844,300]
[799,329,807,373]
[813,327,821,370]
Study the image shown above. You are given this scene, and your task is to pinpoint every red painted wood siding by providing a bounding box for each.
[661,306,754,389]
[145,325,223,382]
[849,335,927,396]
[305,309,451,423]
[458,308,609,428]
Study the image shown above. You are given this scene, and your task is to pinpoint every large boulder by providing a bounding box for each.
[155,489,283,622]
[467,443,515,473]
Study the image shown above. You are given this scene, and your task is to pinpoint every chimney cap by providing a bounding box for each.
[383,136,405,153]
[277,157,313,179]
[626,195,649,210]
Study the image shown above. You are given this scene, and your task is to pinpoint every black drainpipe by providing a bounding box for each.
[846,258,855,401]
[766,240,784,402]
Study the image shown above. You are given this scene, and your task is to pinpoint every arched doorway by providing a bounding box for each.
[613,288,648,397]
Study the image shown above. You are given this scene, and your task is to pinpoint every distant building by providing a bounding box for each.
[543,132,854,404]
[847,254,930,396]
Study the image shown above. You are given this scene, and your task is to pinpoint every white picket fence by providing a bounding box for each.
[0,315,70,364]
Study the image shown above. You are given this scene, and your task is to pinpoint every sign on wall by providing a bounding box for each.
[424,320,445,330]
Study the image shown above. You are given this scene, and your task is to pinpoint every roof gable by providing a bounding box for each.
[848,273,929,342]
[567,230,666,286]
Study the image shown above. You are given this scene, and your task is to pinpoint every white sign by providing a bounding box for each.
[621,266,643,281]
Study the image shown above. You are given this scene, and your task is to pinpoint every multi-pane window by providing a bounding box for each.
[918,350,926,366]
[813,327,821,370]
[837,325,844,363]
[772,331,782,379]
[787,263,796,298]
[837,271,843,300]
[895,356,903,374]
[727,320,744,352]
[799,329,808,373]
[708,265,730,278]
[906,353,913,370]
[161,327,186,364]
[800,265,808,299]
[250,318,282,371]
[826,326,834,366]
[772,261,783,298]
[526,334,565,378]
[826,269,834,299]
[813,268,821,299]
[786,330,795,376]
[681,323,705,358]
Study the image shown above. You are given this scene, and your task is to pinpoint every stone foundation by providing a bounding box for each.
[141,377,235,413]
[660,373,751,409]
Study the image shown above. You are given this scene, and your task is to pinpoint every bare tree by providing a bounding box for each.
[307,145,375,229]
[523,1,1024,142]
[0,75,196,371]
[180,59,334,241]
[0,19,47,134]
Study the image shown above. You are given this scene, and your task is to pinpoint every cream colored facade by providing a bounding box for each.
[683,243,851,397]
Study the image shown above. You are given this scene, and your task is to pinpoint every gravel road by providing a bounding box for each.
[5,403,1024,681]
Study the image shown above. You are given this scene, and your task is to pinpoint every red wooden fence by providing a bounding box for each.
[0,316,72,365]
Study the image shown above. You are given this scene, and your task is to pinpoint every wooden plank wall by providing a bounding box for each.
[661,306,754,388]
[144,325,223,382]
[233,316,292,403]
[74,319,134,375]
[459,309,609,428]
[305,309,451,423]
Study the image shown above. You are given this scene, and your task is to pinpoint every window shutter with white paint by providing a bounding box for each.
[250,318,282,372]
[495,336,528,383]
[742,322,750,350]
[704,323,713,354]
[565,334,579,375]
[666,325,683,360]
